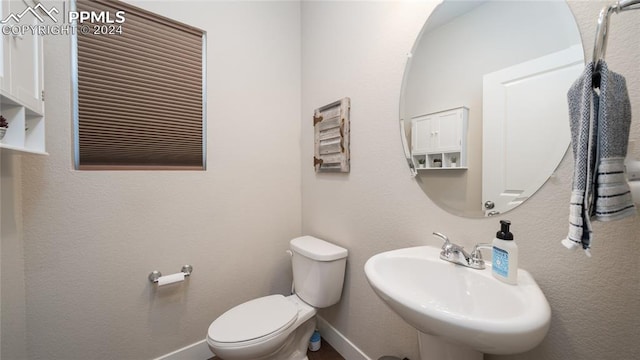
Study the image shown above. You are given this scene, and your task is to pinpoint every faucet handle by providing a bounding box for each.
[432,232,451,247]
[434,233,472,265]
[433,232,459,260]
[469,243,493,269]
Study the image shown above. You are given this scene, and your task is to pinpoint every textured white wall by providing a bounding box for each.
[2,1,639,360]
[18,1,301,359]
[1,154,27,360]
[302,1,640,360]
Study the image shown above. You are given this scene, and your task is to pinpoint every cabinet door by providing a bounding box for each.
[413,108,466,155]
[8,0,44,113]
[412,115,436,153]
[435,111,461,152]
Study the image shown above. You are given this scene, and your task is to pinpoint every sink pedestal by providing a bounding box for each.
[418,332,482,360]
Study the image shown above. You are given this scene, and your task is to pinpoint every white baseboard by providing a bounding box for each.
[316,316,372,360]
[153,317,371,360]
[152,339,211,360]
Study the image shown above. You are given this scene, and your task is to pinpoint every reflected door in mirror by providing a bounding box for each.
[482,45,583,215]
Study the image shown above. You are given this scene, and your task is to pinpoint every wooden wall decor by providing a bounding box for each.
[313,98,350,173]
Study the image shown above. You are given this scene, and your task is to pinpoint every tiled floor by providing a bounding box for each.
[210,338,345,360]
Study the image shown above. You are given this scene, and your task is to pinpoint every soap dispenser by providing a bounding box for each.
[492,220,518,285]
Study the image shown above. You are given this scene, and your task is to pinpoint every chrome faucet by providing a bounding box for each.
[432,232,492,270]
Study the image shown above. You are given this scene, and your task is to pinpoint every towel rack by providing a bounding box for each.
[593,0,640,73]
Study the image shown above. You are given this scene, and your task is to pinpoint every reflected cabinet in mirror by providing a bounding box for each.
[400,0,584,217]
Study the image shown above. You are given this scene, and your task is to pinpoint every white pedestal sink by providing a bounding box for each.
[364,246,551,360]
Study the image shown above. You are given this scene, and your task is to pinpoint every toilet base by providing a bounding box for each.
[210,316,316,360]
[274,316,315,360]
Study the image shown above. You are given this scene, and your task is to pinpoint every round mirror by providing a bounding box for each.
[400,0,584,218]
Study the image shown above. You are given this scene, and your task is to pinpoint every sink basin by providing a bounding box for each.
[364,246,550,357]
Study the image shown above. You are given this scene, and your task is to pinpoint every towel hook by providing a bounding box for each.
[592,6,614,72]
[592,0,640,74]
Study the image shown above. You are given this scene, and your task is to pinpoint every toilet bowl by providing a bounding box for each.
[206,236,348,360]
[207,294,316,360]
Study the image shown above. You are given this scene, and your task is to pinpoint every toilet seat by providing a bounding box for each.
[208,294,298,345]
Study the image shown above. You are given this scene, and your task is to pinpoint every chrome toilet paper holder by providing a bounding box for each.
[148,265,193,283]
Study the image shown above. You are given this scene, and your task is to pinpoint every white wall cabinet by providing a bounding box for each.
[0,0,46,155]
[411,107,468,169]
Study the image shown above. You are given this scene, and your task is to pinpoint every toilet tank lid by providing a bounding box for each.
[290,236,348,261]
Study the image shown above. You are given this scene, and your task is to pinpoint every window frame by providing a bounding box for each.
[71,0,207,170]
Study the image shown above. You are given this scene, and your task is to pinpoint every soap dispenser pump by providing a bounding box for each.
[492,220,518,285]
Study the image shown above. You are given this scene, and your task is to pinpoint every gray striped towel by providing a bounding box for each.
[562,61,635,255]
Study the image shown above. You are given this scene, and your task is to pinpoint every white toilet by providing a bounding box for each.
[206,236,348,360]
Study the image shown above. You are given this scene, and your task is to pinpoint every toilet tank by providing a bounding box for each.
[290,236,348,308]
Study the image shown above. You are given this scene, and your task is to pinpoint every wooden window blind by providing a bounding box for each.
[75,0,205,170]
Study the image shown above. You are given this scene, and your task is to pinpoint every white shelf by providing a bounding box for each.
[0,93,46,155]
[0,142,48,155]
[416,166,468,171]
[411,107,468,170]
